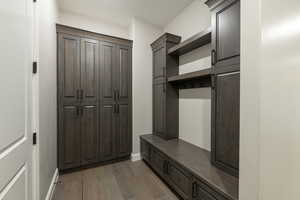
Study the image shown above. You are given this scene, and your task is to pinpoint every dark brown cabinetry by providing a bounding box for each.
[212,72,240,176]
[207,0,240,177]
[151,34,181,140]
[140,135,238,200]
[57,25,132,171]
[209,0,240,74]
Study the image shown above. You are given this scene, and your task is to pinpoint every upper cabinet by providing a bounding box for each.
[207,0,240,74]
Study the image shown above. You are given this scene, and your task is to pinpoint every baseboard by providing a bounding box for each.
[45,168,59,200]
[131,153,141,162]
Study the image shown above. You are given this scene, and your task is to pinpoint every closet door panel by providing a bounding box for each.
[59,106,81,170]
[81,39,99,104]
[116,104,131,157]
[81,105,98,165]
[100,104,116,161]
[117,46,131,100]
[58,34,81,105]
[100,42,116,103]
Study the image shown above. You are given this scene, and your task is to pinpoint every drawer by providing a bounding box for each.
[192,178,229,200]
[140,139,151,162]
[151,148,168,177]
[167,162,191,200]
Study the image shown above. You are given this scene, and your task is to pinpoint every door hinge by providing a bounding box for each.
[33,62,37,74]
[33,133,37,145]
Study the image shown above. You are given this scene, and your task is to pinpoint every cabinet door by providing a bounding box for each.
[81,38,99,104]
[167,162,191,200]
[81,105,99,165]
[100,42,116,103]
[153,81,166,137]
[58,34,81,105]
[116,104,132,157]
[212,72,240,176]
[59,106,81,170]
[140,139,151,162]
[115,45,132,157]
[153,46,166,79]
[212,0,240,73]
[151,149,168,177]
[100,104,117,161]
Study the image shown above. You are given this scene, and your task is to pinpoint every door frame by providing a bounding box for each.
[32,1,39,200]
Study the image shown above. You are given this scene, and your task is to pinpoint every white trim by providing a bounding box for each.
[131,153,141,162]
[45,169,59,200]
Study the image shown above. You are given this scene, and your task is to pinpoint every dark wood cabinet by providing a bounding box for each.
[167,161,191,200]
[212,72,240,177]
[58,34,81,105]
[209,0,240,74]
[151,33,181,140]
[58,106,81,170]
[57,25,132,171]
[81,105,99,165]
[140,135,238,200]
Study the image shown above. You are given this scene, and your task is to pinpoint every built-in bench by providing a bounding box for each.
[140,134,238,200]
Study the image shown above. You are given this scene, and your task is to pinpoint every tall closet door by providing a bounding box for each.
[58,34,81,105]
[81,105,99,165]
[99,42,117,161]
[115,45,132,157]
[59,106,81,170]
[81,38,99,104]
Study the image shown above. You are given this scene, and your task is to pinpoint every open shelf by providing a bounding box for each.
[168,68,212,89]
[168,28,212,56]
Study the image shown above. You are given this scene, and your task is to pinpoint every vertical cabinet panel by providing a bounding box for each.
[117,46,131,100]
[212,72,240,176]
[153,82,166,137]
[100,42,116,101]
[212,0,240,73]
[81,106,98,165]
[58,34,81,104]
[100,105,116,161]
[81,39,99,104]
[153,46,166,79]
[117,104,131,157]
[59,106,81,170]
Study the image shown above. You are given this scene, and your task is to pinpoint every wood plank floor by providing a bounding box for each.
[52,160,179,200]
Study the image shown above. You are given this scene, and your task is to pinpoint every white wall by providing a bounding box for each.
[57,11,130,39]
[240,0,300,199]
[38,0,58,199]
[130,18,163,154]
[164,0,211,150]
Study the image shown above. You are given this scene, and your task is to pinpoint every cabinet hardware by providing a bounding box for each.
[114,89,117,101]
[116,104,120,114]
[163,161,169,174]
[117,90,120,101]
[80,89,84,100]
[32,62,37,74]
[33,133,37,145]
[80,106,84,116]
[76,90,80,100]
[113,104,117,113]
[76,106,80,116]
[192,182,198,198]
[211,50,216,66]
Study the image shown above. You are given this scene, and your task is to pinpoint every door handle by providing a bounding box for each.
[80,106,84,116]
[76,106,80,116]
[76,90,80,100]
[114,89,117,101]
[116,104,120,114]
[192,182,198,198]
[211,50,216,66]
[117,90,120,101]
[80,89,84,100]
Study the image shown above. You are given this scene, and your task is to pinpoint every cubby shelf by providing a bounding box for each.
[168,28,212,56]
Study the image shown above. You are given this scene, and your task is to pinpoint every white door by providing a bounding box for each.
[0,0,34,199]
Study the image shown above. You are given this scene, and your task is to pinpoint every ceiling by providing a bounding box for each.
[58,0,194,28]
